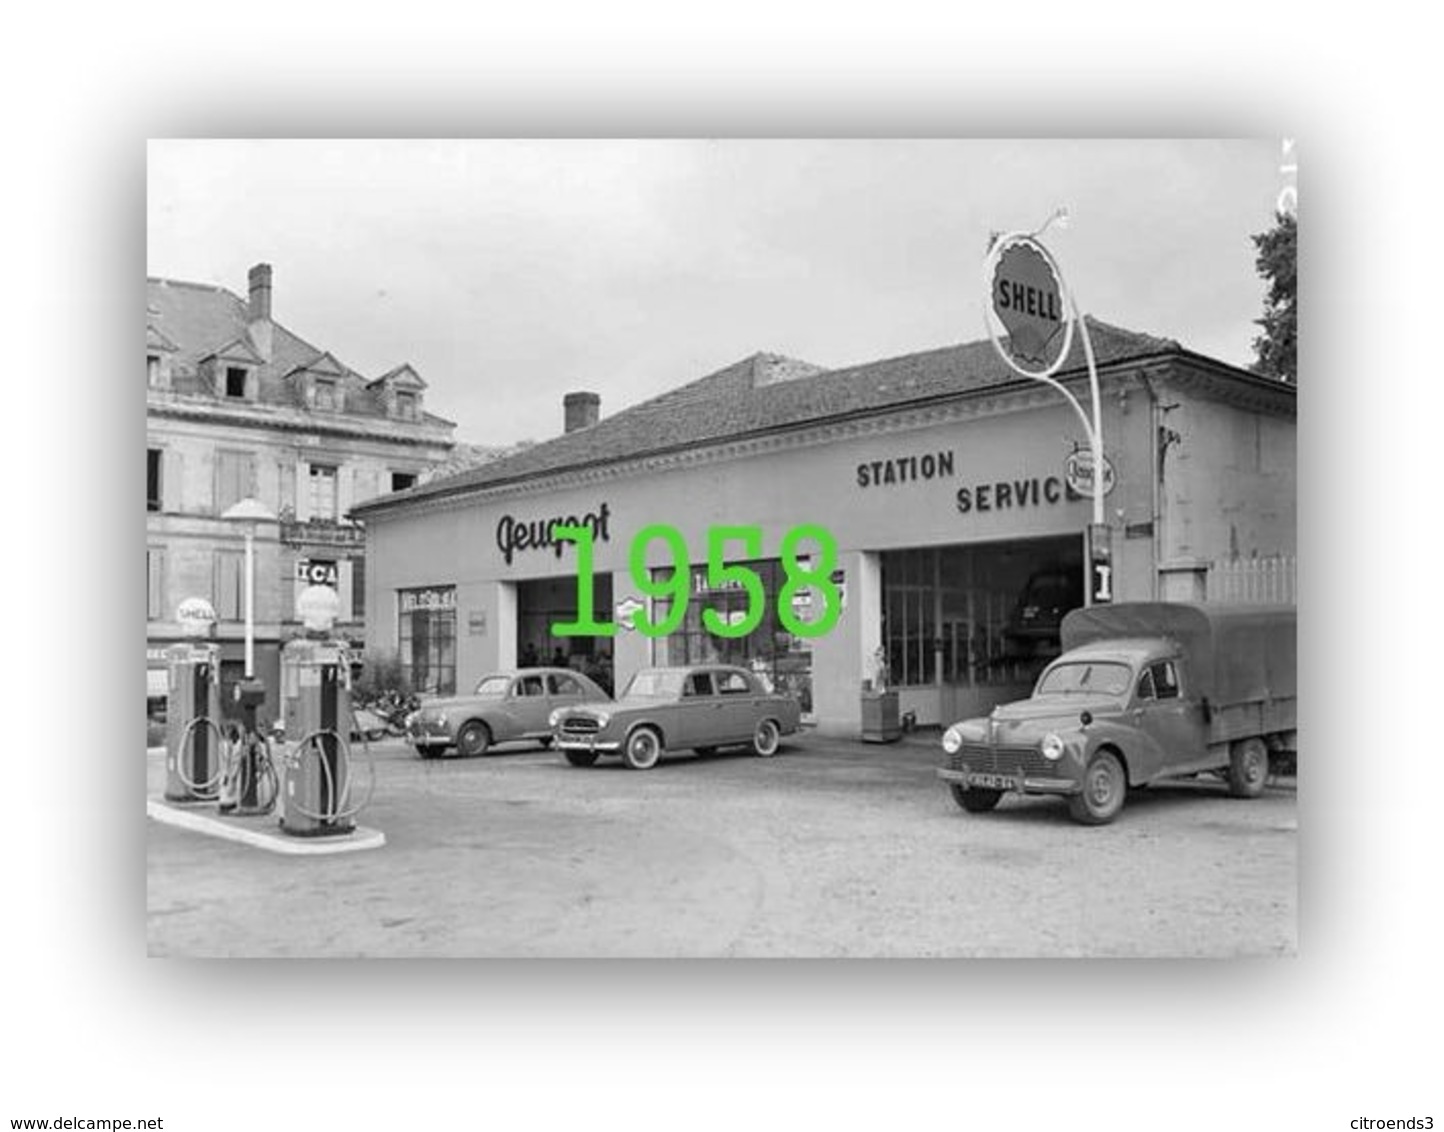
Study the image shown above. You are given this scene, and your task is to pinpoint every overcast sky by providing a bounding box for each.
[148,139,1283,445]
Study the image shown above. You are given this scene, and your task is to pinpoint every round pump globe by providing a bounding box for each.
[296,584,342,633]
[176,596,217,639]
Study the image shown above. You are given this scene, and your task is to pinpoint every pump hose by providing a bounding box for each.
[173,716,229,795]
[223,729,280,813]
[286,727,376,823]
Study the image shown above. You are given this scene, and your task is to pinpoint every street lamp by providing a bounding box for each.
[221,497,278,678]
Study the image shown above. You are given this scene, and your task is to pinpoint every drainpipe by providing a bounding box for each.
[1136,372,1166,600]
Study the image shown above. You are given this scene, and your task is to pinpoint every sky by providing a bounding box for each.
[148,139,1284,446]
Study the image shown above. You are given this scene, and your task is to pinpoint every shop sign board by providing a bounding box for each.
[1064,450,1116,499]
[400,587,456,614]
[295,559,339,586]
[467,611,487,636]
[1087,523,1114,605]
[991,239,1067,369]
[175,596,216,638]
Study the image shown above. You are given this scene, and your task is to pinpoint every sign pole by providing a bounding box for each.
[982,212,1109,602]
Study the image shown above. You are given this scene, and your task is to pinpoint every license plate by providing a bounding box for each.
[968,772,1018,791]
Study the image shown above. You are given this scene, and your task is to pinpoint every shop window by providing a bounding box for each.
[216,450,257,512]
[147,448,162,512]
[214,550,244,621]
[225,367,248,399]
[391,471,417,492]
[147,548,165,620]
[309,464,338,520]
[398,586,456,695]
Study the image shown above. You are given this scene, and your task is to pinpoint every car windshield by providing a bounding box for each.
[473,676,511,696]
[1035,661,1132,697]
[622,670,686,699]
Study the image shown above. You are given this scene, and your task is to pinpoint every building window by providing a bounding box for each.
[147,355,161,388]
[309,464,338,520]
[147,548,165,620]
[391,471,416,492]
[351,557,366,622]
[398,586,456,695]
[313,378,338,412]
[147,449,162,512]
[225,367,248,399]
[216,450,257,512]
[396,391,418,420]
[214,550,245,621]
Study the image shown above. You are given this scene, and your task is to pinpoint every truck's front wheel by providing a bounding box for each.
[1068,751,1127,825]
[949,784,1002,813]
[1227,737,1270,798]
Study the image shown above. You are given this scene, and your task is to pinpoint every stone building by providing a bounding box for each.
[146,263,456,714]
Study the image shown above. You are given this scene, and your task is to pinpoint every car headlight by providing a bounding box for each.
[942,726,963,754]
[593,711,612,728]
[1040,732,1065,761]
[548,708,563,728]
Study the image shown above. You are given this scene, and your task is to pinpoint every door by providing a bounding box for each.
[1130,660,1209,778]
[505,673,550,739]
[712,668,763,743]
[676,671,723,747]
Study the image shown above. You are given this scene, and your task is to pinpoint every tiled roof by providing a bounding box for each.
[145,276,454,427]
[365,318,1185,510]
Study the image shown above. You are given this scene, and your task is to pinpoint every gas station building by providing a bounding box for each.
[353,320,1296,736]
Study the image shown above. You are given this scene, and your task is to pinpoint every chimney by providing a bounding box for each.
[564,391,600,433]
[247,263,273,361]
[248,263,273,322]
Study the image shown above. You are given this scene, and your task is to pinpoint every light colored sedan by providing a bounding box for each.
[552,665,803,770]
[407,667,610,758]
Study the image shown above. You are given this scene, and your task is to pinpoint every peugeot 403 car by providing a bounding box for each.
[407,667,610,758]
[552,665,802,770]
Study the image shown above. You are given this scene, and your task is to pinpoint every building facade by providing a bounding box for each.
[354,321,1296,736]
[147,263,456,715]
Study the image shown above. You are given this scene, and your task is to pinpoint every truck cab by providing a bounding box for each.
[938,602,1296,824]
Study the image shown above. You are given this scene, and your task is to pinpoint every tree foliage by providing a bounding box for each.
[1251,211,1296,382]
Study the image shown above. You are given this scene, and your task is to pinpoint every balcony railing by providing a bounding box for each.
[279,517,366,549]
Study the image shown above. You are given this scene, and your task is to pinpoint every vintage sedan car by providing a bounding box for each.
[552,665,803,769]
[407,667,610,758]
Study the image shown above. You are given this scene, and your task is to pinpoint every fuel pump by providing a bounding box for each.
[278,585,375,837]
[163,598,225,803]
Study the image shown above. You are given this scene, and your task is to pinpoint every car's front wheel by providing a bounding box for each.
[1068,750,1127,825]
[623,727,662,770]
[456,721,492,758]
[949,784,1002,812]
[752,719,781,757]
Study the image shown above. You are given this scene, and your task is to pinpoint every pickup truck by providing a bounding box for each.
[938,602,1296,825]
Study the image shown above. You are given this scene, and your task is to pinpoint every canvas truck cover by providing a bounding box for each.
[1060,602,1297,711]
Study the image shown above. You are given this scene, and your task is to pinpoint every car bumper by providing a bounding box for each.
[556,736,622,753]
[937,767,1079,795]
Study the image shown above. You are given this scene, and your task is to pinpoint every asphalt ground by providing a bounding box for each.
[146,731,1297,958]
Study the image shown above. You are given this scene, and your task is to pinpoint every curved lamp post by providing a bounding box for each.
[221,497,278,678]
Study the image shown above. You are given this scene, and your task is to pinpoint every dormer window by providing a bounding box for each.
[313,378,338,412]
[225,367,249,398]
[396,391,418,421]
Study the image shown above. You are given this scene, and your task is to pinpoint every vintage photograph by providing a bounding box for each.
[145,139,1297,957]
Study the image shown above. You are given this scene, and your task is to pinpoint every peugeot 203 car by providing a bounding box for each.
[552,665,802,770]
[408,667,610,758]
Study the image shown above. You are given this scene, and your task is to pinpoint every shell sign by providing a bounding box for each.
[991,240,1066,369]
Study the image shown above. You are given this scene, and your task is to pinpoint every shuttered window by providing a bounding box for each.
[147,549,165,620]
[214,551,245,620]
[216,450,257,512]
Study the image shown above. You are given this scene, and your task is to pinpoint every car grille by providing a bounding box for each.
[559,717,600,735]
[949,743,1054,778]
